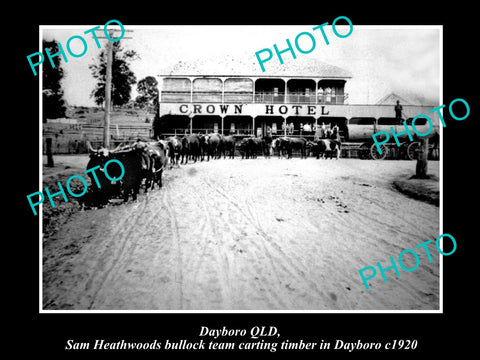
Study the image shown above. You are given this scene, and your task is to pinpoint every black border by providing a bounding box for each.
[16,4,476,357]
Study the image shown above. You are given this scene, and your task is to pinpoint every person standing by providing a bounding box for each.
[289,122,294,135]
[395,100,403,119]
[331,124,340,140]
[321,122,326,138]
[304,122,311,133]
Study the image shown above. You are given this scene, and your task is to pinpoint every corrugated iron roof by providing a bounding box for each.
[159,54,352,79]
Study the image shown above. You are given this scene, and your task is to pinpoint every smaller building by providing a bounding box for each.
[376,92,430,106]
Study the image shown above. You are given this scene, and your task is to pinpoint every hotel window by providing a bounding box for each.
[193,78,222,102]
[224,78,253,103]
[162,77,191,102]
[273,87,279,97]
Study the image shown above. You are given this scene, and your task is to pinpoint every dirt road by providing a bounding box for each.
[43,158,440,311]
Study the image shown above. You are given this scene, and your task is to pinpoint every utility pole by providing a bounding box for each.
[95,27,133,149]
[104,38,113,148]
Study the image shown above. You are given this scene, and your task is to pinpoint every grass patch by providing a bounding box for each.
[392,173,439,206]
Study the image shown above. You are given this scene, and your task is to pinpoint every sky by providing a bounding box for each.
[40,24,441,107]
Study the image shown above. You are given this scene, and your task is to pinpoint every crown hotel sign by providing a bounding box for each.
[162,103,331,117]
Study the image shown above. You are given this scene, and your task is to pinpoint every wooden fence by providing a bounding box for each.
[42,123,152,154]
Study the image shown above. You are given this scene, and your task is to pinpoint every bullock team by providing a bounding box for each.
[85,125,341,206]
[86,140,168,205]
[173,125,341,163]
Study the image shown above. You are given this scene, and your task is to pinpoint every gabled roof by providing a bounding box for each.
[376,92,410,105]
[159,54,352,79]
[376,91,432,106]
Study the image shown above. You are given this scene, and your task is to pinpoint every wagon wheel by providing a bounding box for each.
[370,143,388,160]
[407,142,421,160]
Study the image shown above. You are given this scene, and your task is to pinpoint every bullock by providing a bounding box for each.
[272,138,291,158]
[131,140,155,192]
[86,142,122,206]
[108,140,168,202]
[306,140,319,158]
[108,147,144,202]
[219,135,236,159]
[181,134,201,164]
[273,137,307,159]
[205,133,222,160]
[145,141,168,189]
[240,137,263,159]
[105,141,167,202]
[325,126,342,159]
[316,139,341,160]
[262,134,273,158]
[166,136,183,167]
[181,136,190,164]
[249,137,263,159]
[239,137,249,159]
[285,137,307,159]
[271,138,282,158]
[198,134,208,161]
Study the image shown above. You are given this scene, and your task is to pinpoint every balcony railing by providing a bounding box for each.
[254,93,285,103]
[223,92,254,103]
[161,91,348,104]
[285,93,317,104]
[161,91,191,102]
[192,92,222,102]
[317,94,348,105]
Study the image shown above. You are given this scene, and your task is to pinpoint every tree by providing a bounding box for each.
[135,76,159,113]
[415,137,429,178]
[89,40,138,107]
[43,40,66,121]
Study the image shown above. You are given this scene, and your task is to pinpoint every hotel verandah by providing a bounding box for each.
[153,57,352,139]
[153,57,438,144]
